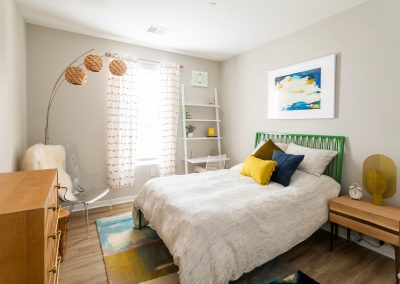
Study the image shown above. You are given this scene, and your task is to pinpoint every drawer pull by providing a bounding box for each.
[48,231,61,274]
[48,205,61,239]
[48,204,58,211]
[55,256,62,284]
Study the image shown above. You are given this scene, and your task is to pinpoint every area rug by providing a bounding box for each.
[96,214,318,284]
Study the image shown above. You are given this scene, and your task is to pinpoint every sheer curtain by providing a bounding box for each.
[106,60,139,189]
[158,62,180,176]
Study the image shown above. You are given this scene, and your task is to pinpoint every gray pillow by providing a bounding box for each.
[285,143,338,176]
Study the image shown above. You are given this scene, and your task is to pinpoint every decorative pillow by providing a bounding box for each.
[285,143,338,176]
[240,156,277,185]
[271,150,304,187]
[252,139,283,160]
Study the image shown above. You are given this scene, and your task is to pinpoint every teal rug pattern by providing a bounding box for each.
[96,214,318,284]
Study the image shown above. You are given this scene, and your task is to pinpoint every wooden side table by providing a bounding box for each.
[329,196,400,283]
[58,208,71,262]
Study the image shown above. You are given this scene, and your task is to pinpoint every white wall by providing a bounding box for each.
[26,24,220,200]
[220,0,400,205]
[0,0,26,172]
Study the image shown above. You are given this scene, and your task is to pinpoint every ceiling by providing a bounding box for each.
[16,0,368,61]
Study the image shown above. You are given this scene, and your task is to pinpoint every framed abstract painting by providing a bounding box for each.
[267,54,336,119]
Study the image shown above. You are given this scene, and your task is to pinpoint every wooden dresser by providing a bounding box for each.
[0,169,61,284]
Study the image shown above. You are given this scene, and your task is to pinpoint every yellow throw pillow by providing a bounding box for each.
[240,156,277,185]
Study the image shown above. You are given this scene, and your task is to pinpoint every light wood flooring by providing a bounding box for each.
[60,203,395,284]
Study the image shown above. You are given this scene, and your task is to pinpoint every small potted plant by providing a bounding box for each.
[186,124,196,138]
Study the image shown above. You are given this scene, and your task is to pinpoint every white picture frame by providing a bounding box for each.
[191,70,208,87]
[267,54,336,119]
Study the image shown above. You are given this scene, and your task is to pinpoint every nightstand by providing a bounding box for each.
[329,196,400,283]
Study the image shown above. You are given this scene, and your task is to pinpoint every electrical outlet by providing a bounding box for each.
[150,168,156,177]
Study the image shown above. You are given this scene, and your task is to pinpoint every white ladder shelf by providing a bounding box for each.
[181,84,227,174]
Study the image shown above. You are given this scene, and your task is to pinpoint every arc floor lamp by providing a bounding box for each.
[44,48,128,144]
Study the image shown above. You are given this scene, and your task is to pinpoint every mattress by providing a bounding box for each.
[133,164,340,284]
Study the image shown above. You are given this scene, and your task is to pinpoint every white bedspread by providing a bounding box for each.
[133,164,340,284]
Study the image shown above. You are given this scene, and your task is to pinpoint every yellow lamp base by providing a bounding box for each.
[372,193,384,206]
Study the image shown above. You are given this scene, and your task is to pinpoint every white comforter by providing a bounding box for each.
[133,164,340,284]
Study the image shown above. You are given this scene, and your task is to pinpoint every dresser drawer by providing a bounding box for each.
[330,212,400,246]
[46,229,61,284]
[330,200,400,232]
[45,180,59,237]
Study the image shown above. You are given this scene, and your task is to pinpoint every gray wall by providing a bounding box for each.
[220,0,400,205]
[0,0,26,172]
[26,24,220,200]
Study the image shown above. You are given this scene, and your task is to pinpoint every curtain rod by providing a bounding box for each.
[105,52,184,70]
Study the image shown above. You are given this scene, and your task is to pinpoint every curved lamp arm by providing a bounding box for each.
[44,49,94,144]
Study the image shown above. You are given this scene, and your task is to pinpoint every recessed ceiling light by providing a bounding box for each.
[147,25,168,35]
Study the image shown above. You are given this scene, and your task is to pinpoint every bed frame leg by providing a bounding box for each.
[330,222,335,252]
[138,209,143,230]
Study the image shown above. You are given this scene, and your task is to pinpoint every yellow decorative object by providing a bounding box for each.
[363,154,397,206]
[366,170,387,205]
[240,156,277,185]
[208,128,215,137]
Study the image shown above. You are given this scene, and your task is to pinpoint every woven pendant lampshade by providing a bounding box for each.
[109,59,127,76]
[65,67,87,85]
[84,54,103,72]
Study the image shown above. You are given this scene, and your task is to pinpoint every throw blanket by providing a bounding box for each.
[134,165,340,284]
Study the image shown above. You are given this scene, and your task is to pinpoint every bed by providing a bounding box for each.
[133,132,345,284]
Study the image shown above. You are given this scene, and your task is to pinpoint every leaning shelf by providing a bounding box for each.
[185,137,223,140]
[181,85,226,174]
[185,119,221,122]
[185,103,220,108]
[181,156,230,164]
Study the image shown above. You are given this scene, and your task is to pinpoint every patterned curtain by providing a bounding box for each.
[106,60,139,188]
[158,62,180,176]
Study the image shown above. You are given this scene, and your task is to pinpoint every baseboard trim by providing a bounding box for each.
[321,223,395,259]
[63,195,136,212]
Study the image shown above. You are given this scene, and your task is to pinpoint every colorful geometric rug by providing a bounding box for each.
[96,214,318,284]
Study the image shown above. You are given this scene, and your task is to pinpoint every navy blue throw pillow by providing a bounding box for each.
[271,150,304,187]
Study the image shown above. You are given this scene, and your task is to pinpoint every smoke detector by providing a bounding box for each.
[147,25,168,35]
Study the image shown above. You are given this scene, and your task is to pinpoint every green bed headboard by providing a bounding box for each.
[255,132,345,183]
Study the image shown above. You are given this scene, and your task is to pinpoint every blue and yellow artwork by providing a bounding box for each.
[275,68,321,111]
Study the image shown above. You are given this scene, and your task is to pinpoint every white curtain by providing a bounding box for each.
[158,62,180,176]
[106,60,139,189]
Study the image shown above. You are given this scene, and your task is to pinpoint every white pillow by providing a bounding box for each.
[275,142,288,152]
[285,143,338,176]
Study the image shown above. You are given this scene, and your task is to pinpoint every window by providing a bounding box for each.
[135,62,161,160]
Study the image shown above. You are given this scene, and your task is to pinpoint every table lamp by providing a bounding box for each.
[363,154,396,206]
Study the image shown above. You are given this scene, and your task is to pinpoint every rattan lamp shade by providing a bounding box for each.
[84,54,103,72]
[109,59,127,76]
[65,67,87,85]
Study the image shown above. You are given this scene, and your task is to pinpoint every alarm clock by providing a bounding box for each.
[349,183,363,200]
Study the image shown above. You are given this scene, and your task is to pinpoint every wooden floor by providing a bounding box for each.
[60,203,395,284]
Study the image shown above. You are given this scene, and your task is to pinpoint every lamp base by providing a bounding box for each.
[372,193,384,206]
